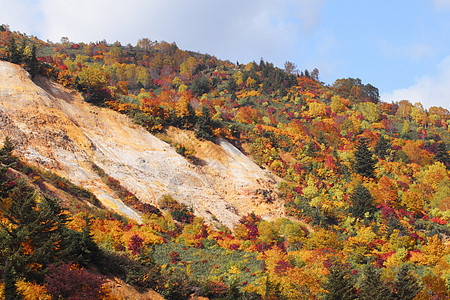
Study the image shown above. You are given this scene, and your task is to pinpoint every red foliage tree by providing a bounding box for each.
[45,263,106,300]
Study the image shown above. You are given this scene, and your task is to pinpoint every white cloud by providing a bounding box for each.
[381,56,450,109]
[26,0,325,66]
[433,0,450,9]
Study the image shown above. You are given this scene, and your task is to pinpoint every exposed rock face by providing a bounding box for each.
[0,61,282,227]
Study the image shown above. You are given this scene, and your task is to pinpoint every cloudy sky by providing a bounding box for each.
[1,0,450,109]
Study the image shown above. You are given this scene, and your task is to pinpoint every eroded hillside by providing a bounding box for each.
[0,61,281,227]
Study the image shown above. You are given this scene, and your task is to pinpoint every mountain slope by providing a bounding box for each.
[0,61,280,227]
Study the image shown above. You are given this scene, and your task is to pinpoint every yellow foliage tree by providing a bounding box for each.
[308,102,327,118]
[330,95,345,113]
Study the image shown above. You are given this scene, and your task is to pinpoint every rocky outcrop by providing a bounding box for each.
[0,61,282,227]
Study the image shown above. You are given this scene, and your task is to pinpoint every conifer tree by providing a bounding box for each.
[265,276,285,300]
[183,103,197,129]
[317,131,327,147]
[348,182,376,219]
[306,140,317,157]
[195,106,215,141]
[435,141,450,170]
[374,135,390,159]
[0,137,16,166]
[392,265,422,300]
[352,138,376,179]
[0,136,14,156]
[27,43,40,78]
[66,214,102,267]
[2,259,22,300]
[19,39,27,63]
[358,264,393,300]
[227,278,244,300]
[6,37,21,64]
[322,260,358,300]
[0,141,75,282]
[0,180,68,282]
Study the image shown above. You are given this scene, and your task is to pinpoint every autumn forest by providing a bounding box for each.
[0,26,449,299]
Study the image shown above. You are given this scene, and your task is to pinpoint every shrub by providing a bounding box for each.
[45,263,106,300]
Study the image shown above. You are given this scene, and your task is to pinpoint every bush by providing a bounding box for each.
[191,76,211,96]
[45,263,106,300]
[159,195,194,223]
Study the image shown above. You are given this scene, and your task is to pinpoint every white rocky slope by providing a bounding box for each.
[0,61,282,228]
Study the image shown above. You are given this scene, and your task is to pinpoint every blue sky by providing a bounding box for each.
[1,0,450,109]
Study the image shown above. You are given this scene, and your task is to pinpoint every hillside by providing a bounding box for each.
[0,28,449,299]
[0,61,280,228]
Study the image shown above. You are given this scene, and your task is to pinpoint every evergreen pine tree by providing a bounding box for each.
[265,276,285,300]
[358,264,393,300]
[27,43,40,78]
[66,214,102,267]
[374,135,390,159]
[392,265,422,300]
[348,182,376,219]
[183,103,197,129]
[19,39,27,63]
[435,142,450,170]
[322,260,358,300]
[317,131,327,147]
[0,172,76,283]
[227,278,243,300]
[306,140,317,157]
[353,138,376,179]
[2,259,22,300]
[304,69,310,78]
[6,37,21,64]
[0,136,14,156]
[195,106,215,141]
[0,136,16,166]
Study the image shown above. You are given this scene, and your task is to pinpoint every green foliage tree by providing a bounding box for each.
[392,265,422,300]
[358,263,393,300]
[183,103,198,129]
[27,43,40,78]
[195,106,215,141]
[306,141,317,157]
[374,135,390,159]
[0,136,16,166]
[6,37,21,64]
[0,179,68,282]
[2,259,22,300]
[265,276,285,300]
[0,143,81,282]
[348,182,376,219]
[227,77,238,93]
[66,214,102,267]
[317,131,327,147]
[322,260,358,300]
[352,138,376,179]
[191,76,211,96]
[435,142,450,169]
